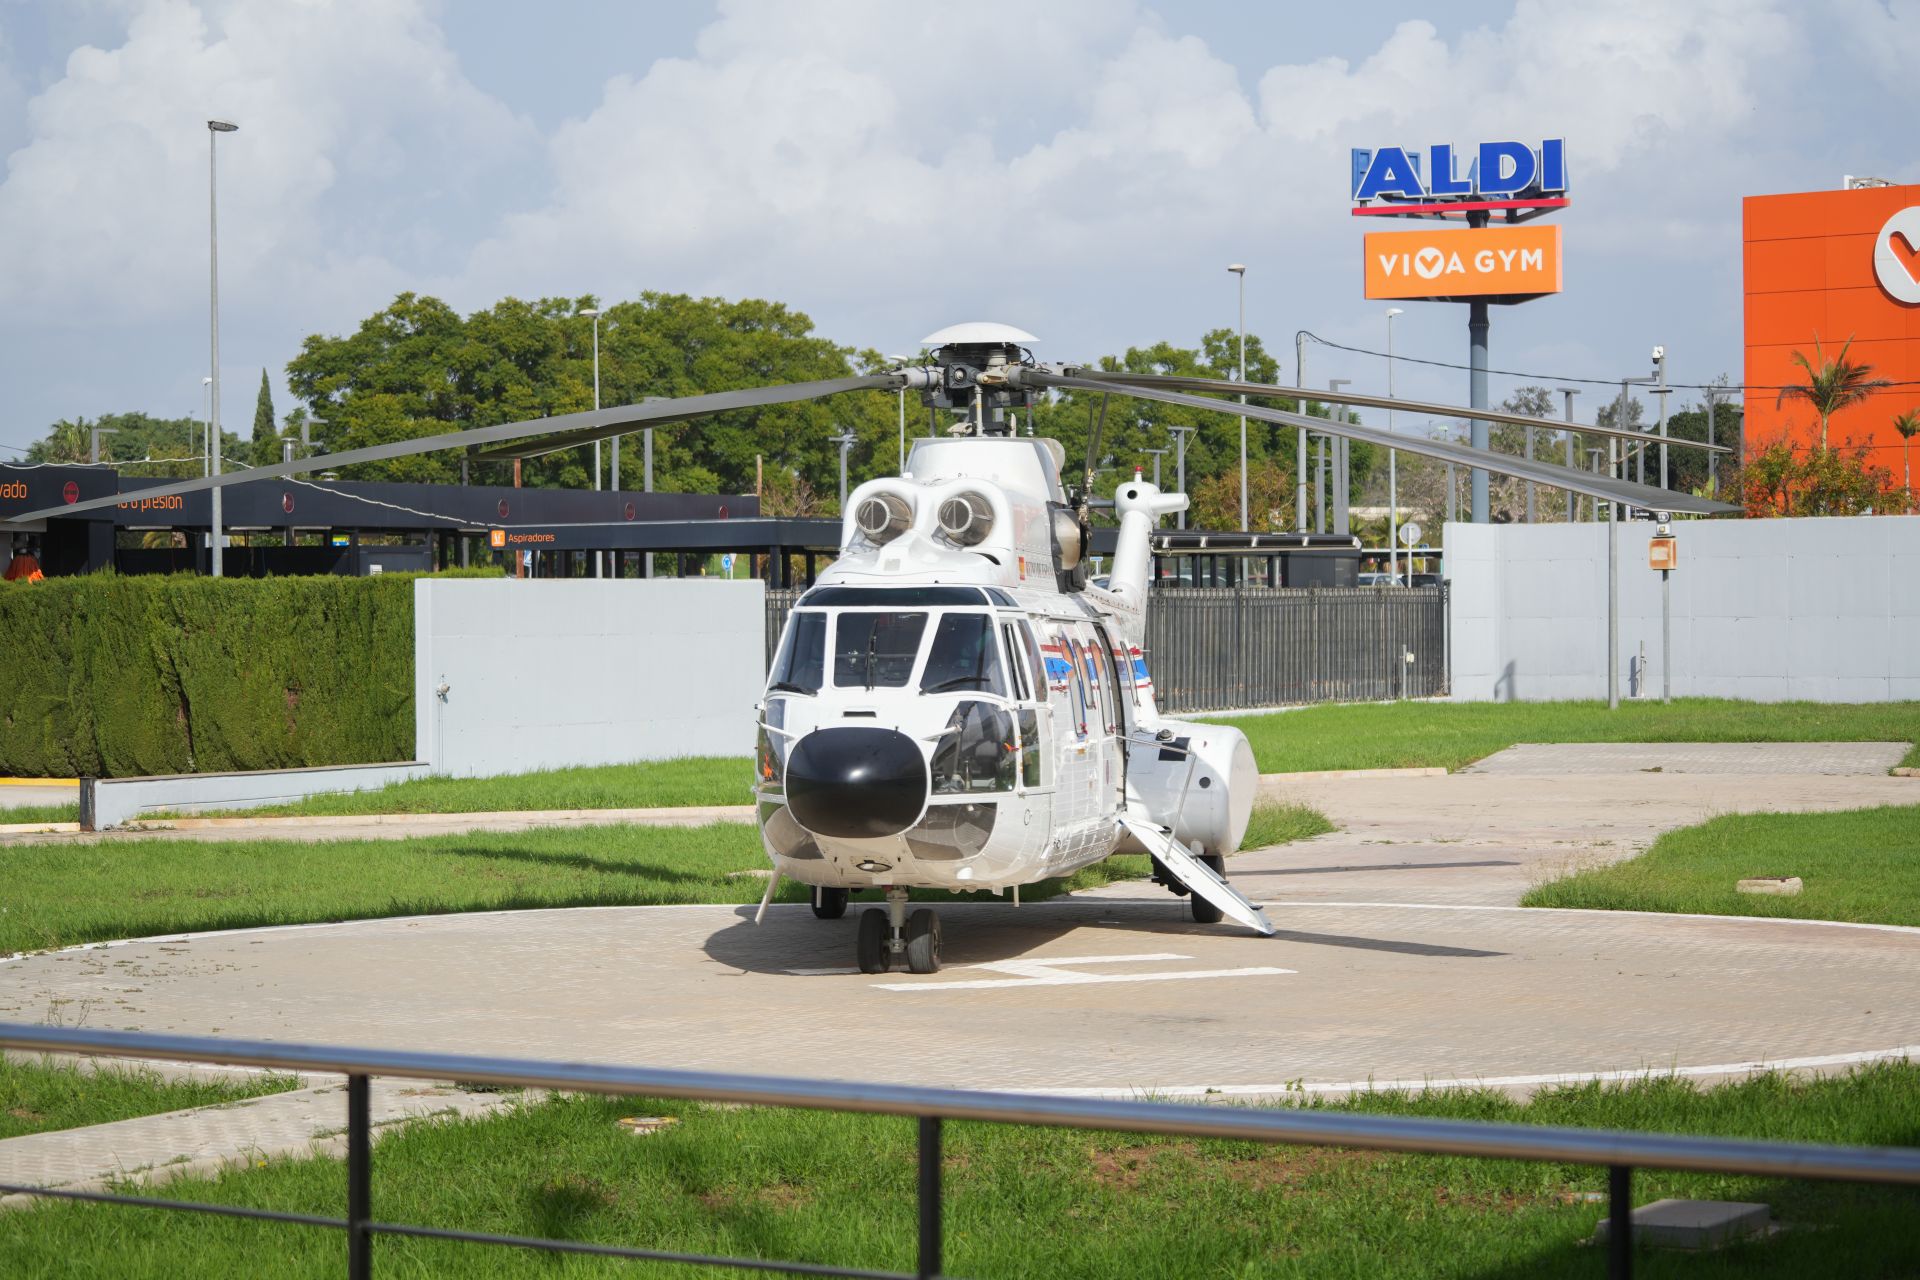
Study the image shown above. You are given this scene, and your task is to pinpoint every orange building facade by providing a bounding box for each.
[1743,183,1920,462]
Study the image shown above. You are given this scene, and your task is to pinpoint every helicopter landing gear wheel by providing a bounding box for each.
[905,908,942,974]
[810,886,849,920]
[1189,852,1227,925]
[1151,855,1189,897]
[856,908,891,974]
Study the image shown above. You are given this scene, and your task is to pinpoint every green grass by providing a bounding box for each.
[0,802,77,826]
[215,757,755,818]
[4,1065,1915,1277]
[1212,698,1920,773]
[0,1056,298,1140]
[0,803,1329,955]
[1523,804,1920,927]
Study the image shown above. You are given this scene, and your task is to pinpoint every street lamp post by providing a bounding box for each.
[1702,387,1721,497]
[201,377,212,478]
[1385,308,1403,583]
[1228,263,1247,531]
[1168,426,1194,529]
[1293,332,1308,533]
[1141,447,1167,488]
[830,428,857,509]
[90,427,117,464]
[1559,389,1580,521]
[582,308,603,577]
[1328,379,1351,536]
[206,119,237,578]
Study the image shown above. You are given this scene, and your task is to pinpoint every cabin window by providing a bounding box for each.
[770,610,826,694]
[832,611,928,688]
[999,622,1031,702]
[1017,619,1047,704]
[1017,708,1042,787]
[920,613,1008,697]
[929,700,1018,794]
[1065,635,1089,738]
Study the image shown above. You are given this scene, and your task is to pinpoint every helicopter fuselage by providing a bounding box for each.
[754,435,1257,899]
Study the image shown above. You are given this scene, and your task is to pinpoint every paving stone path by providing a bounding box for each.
[2,741,1914,1197]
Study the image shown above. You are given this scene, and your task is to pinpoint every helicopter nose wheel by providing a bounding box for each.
[857,888,942,975]
[810,886,850,920]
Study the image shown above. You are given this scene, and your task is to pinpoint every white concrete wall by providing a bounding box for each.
[1447,515,1920,703]
[84,761,431,829]
[413,578,766,776]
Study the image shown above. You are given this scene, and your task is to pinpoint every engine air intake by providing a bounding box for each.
[855,493,913,543]
[937,491,994,546]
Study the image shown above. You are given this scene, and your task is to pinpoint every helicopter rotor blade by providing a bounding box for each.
[7,375,896,524]
[1074,370,1731,454]
[1014,367,1738,516]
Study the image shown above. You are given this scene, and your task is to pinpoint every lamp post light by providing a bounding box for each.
[1385,308,1403,583]
[1228,263,1247,531]
[1168,425,1195,529]
[206,119,237,578]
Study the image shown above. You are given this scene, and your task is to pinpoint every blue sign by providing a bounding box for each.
[1351,140,1567,203]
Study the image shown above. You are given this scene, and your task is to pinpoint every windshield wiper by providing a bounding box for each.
[865,631,879,690]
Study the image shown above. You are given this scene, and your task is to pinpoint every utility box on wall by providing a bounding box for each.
[413,578,766,777]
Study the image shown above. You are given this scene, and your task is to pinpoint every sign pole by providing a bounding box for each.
[1466,211,1490,525]
[1661,567,1671,704]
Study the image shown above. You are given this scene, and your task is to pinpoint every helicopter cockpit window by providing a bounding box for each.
[832,612,928,688]
[770,610,826,695]
[919,613,1009,697]
[929,700,1017,794]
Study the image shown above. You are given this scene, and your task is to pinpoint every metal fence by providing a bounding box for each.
[767,585,1450,713]
[4,1023,1918,1280]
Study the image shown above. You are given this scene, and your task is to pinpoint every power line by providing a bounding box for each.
[1297,331,1920,396]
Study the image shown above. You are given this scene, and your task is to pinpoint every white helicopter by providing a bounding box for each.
[755,324,1270,975]
[14,319,1732,978]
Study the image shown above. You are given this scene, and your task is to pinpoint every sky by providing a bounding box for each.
[0,0,1915,455]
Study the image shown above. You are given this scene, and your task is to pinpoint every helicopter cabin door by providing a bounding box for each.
[1090,622,1129,813]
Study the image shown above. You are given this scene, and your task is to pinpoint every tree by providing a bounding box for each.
[1485,385,1561,521]
[23,411,227,479]
[251,369,279,466]
[1742,439,1909,517]
[1776,336,1890,451]
[1663,392,1744,499]
[1894,410,1920,501]
[1189,458,1294,531]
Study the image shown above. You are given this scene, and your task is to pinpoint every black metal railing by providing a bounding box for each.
[765,585,1451,713]
[4,1024,1918,1279]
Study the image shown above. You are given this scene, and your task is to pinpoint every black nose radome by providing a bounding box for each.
[786,727,927,838]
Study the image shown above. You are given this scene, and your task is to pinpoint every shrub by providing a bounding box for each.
[0,572,452,777]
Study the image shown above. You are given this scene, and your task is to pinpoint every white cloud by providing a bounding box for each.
[0,0,533,318]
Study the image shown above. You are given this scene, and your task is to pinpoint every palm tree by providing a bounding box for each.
[1776,336,1890,451]
[1895,409,1920,502]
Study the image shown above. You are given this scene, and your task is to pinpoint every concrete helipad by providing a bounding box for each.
[2,742,1915,1101]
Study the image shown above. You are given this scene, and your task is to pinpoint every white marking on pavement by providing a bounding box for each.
[873,953,1294,992]
[1038,1043,1920,1100]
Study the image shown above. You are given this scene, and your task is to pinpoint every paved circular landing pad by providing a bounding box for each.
[6,899,1916,1097]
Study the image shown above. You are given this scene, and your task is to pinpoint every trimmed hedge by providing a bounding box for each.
[0,572,489,778]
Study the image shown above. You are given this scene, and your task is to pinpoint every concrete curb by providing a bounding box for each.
[0,822,79,835]
[1259,767,1448,782]
[123,804,757,832]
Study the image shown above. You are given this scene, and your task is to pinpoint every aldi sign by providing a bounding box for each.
[1351,140,1568,214]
